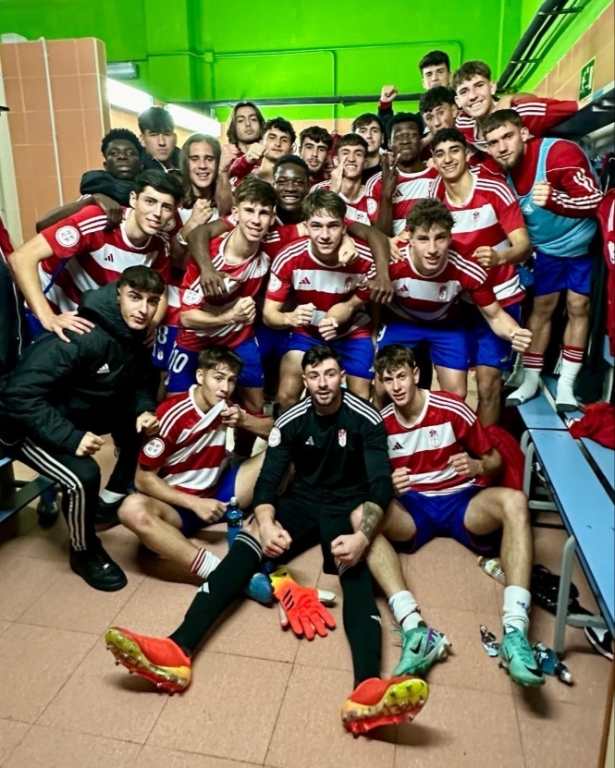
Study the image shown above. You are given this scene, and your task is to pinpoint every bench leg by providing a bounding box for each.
[554,535,577,658]
[522,438,534,497]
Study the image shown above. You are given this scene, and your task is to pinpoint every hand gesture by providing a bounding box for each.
[392,467,412,495]
[329,157,346,193]
[245,142,265,164]
[318,317,339,341]
[288,303,315,327]
[380,85,399,103]
[232,296,257,325]
[190,497,228,524]
[330,532,369,568]
[219,143,239,173]
[532,180,552,208]
[380,151,399,200]
[510,327,532,352]
[473,246,501,268]
[338,234,358,265]
[389,231,409,262]
[44,311,94,343]
[188,199,214,228]
[136,411,159,436]
[448,452,481,478]
[75,432,105,457]
[260,521,292,559]
[220,404,245,429]
[200,269,228,297]
[368,272,394,304]
[92,193,123,231]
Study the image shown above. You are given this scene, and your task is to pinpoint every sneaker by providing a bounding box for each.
[69,545,127,592]
[392,624,451,677]
[105,626,191,693]
[499,627,545,687]
[341,675,429,736]
[245,572,273,605]
[95,496,124,531]
[584,626,614,660]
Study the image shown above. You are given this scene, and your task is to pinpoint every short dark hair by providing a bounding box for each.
[334,133,368,155]
[387,112,424,141]
[197,345,243,375]
[226,101,265,146]
[482,109,525,136]
[419,86,457,115]
[263,117,296,145]
[351,112,386,134]
[419,50,451,72]
[406,198,454,233]
[138,106,175,134]
[451,60,492,90]
[374,344,417,377]
[134,170,183,203]
[234,176,277,209]
[302,190,346,222]
[273,154,310,178]
[301,344,343,371]
[299,126,333,149]
[101,128,142,158]
[431,127,467,151]
[118,265,165,295]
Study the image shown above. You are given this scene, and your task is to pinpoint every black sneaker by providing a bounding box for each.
[69,545,127,592]
[95,496,125,531]
[584,626,614,660]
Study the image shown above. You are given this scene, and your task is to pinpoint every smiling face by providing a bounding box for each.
[379,362,420,409]
[409,224,452,275]
[306,210,346,259]
[263,127,293,161]
[187,140,218,194]
[117,284,161,330]
[130,185,177,235]
[103,139,142,180]
[455,75,497,120]
[303,357,345,410]
[390,121,422,167]
[432,139,468,182]
[231,199,275,244]
[335,143,367,181]
[196,363,238,410]
[274,163,309,213]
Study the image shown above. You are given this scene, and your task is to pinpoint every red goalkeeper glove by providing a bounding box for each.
[270,566,336,640]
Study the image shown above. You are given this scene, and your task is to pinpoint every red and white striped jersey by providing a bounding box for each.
[455,97,578,152]
[266,237,375,339]
[366,166,438,234]
[139,389,230,497]
[221,214,303,259]
[387,245,495,323]
[382,390,494,496]
[176,236,270,351]
[430,171,525,307]
[39,205,170,313]
[310,180,379,226]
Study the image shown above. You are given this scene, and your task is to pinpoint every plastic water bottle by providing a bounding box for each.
[226,496,243,546]
[477,556,506,584]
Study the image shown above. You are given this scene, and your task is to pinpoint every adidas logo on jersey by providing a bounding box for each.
[299,276,311,286]
[523,203,533,213]
[305,436,315,445]
[392,441,403,450]
[96,363,110,374]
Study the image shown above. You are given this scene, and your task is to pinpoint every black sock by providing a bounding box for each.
[169,530,262,655]
[339,562,382,687]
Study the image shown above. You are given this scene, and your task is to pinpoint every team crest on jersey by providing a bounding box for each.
[429,428,439,447]
[438,285,448,301]
[143,437,165,459]
[338,429,347,447]
[269,274,282,292]
[473,210,481,224]
[367,198,378,216]
[344,276,354,291]
[269,427,282,447]
[183,288,202,305]
[55,225,79,247]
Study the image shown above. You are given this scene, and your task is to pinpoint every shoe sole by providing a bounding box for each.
[499,655,545,687]
[104,628,190,694]
[393,635,451,677]
[341,678,429,736]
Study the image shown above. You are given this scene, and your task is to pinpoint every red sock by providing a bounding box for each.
[522,352,544,370]
[562,345,584,364]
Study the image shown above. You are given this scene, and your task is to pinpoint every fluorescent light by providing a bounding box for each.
[165,104,221,137]
[107,79,153,113]
[107,62,139,80]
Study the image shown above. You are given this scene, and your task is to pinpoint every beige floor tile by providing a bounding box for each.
[3,725,141,768]
[0,720,30,767]
[18,570,143,635]
[394,685,524,767]
[516,696,605,768]
[0,556,64,621]
[0,624,96,722]
[0,517,68,563]
[135,744,263,768]
[266,665,396,768]
[147,651,291,764]
[0,620,11,638]
[38,640,169,743]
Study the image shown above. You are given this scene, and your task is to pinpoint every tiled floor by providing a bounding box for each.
[0,420,612,767]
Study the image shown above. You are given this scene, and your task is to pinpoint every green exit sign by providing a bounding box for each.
[579,58,595,100]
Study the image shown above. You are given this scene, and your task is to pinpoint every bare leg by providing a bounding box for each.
[475,365,503,426]
[277,350,305,412]
[526,292,560,355]
[563,289,590,348]
[234,451,266,507]
[434,365,468,399]
[346,374,372,400]
[372,375,389,410]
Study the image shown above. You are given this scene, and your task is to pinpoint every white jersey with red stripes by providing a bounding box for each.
[387,245,495,323]
[382,390,494,496]
[176,235,270,352]
[139,388,230,497]
[430,171,525,307]
[366,166,438,234]
[39,205,170,313]
[310,180,379,226]
[266,237,375,339]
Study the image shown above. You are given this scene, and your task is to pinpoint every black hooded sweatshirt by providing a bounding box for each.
[0,281,158,455]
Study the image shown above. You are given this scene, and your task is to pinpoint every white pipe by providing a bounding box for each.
[39,37,64,206]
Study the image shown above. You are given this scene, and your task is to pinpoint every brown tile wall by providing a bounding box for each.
[533,3,614,101]
[0,38,109,244]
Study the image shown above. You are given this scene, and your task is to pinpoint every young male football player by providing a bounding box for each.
[352,113,386,183]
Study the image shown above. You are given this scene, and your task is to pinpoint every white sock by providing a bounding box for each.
[389,590,422,631]
[556,358,582,406]
[100,489,125,504]
[502,586,531,635]
[507,368,540,404]
[190,548,221,581]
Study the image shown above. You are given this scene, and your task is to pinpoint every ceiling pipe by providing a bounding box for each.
[183,93,423,110]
